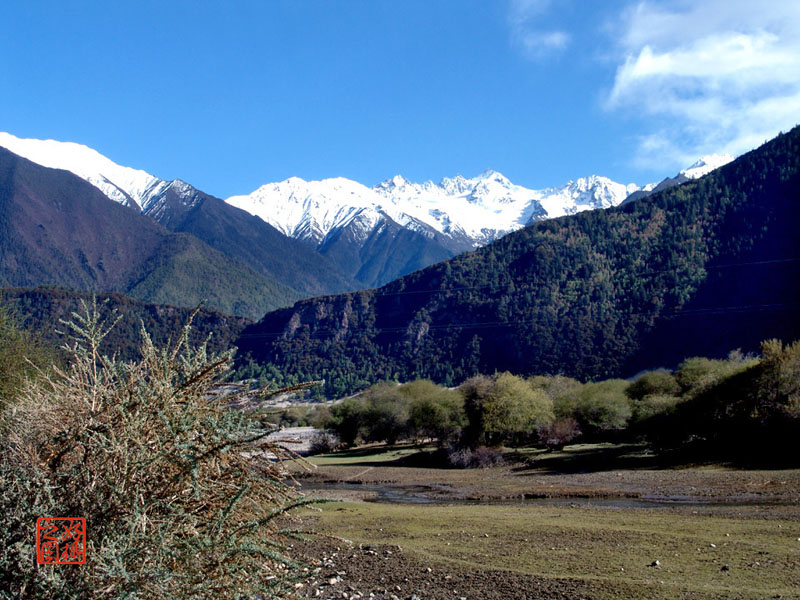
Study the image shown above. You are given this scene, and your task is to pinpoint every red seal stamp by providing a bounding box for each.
[36,517,86,565]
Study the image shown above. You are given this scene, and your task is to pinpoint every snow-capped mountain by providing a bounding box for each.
[0,131,737,289]
[680,154,735,179]
[0,132,359,297]
[0,133,245,222]
[622,153,735,205]
[0,132,171,210]
[227,170,643,250]
[0,131,735,252]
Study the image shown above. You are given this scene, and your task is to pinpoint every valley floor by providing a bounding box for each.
[287,444,800,600]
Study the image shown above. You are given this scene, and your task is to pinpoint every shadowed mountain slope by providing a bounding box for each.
[0,148,299,319]
[142,180,358,296]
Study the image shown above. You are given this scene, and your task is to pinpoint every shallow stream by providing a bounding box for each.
[298,480,788,508]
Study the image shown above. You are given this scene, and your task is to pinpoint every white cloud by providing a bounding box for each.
[517,30,570,59]
[509,0,552,22]
[508,0,570,61]
[606,0,800,169]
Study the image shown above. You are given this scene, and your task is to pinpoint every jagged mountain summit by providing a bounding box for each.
[225,170,664,287]
[226,169,644,250]
[224,154,734,255]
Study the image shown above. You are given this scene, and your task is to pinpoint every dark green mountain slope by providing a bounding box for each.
[0,148,299,319]
[1,287,250,360]
[237,128,800,397]
[144,181,357,296]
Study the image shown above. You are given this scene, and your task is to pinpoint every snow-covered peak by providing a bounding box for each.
[226,169,645,249]
[388,174,410,188]
[250,176,378,209]
[545,175,637,210]
[162,179,204,206]
[475,169,512,185]
[227,176,393,242]
[680,154,734,179]
[0,131,740,254]
[439,174,472,195]
[0,132,168,210]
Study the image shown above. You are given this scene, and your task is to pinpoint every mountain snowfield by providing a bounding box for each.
[226,158,733,248]
[0,131,734,249]
[226,171,639,248]
[679,155,735,179]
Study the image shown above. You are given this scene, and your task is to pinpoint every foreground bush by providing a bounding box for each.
[0,301,309,599]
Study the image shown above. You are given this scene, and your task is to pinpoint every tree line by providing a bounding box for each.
[290,339,799,465]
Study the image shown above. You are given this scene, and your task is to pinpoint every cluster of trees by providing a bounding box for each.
[320,373,615,452]
[237,127,800,398]
[650,340,800,460]
[316,340,799,463]
[326,379,464,447]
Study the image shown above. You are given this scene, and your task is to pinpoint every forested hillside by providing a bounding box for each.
[237,127,800,397]
[0,287,249,360]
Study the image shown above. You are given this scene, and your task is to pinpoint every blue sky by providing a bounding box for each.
[2,0,798,198]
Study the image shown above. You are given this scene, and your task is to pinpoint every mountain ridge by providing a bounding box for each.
[0,132,735,291]
[0,133,359,298]
[0,286,250,360]
[0,147,300,319]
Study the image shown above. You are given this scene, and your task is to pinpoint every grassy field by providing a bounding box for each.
[306,501,799,599]
[305,445,421,467]
[292,444,800,599]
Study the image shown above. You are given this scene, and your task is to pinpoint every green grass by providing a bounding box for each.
[307,444,423,467]
[310,500,800,600]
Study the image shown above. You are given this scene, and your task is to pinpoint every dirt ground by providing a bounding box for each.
[281,444,800,600]
[291,535,628,600]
